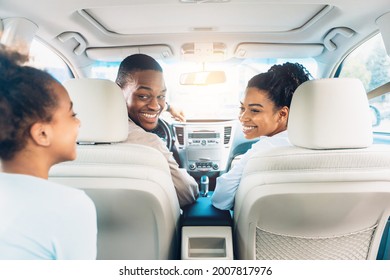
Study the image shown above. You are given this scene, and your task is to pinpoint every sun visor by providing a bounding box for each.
[234,43,324,59]
[86,45,173,62]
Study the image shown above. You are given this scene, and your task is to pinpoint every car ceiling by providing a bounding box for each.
[1,0,390,77]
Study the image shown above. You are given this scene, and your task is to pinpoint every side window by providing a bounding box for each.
[28,39,73,83]
[338,34,390,133]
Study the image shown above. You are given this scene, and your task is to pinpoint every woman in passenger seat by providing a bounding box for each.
[0,45,97,259]
[212,62,311,210]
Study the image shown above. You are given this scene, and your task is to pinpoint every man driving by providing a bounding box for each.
[115,54,199,207]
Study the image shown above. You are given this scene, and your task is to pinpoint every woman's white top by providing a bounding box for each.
[212,131,290,210]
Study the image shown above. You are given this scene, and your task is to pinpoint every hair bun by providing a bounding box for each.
[0,45,29,74]
[268,62,311,85]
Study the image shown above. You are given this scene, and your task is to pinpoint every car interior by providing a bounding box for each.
[1,0,390,260]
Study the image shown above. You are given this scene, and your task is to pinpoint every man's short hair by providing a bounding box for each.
[116,54,163,89]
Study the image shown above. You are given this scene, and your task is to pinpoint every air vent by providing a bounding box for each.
[175,127,184,145]
[224,126,232,144]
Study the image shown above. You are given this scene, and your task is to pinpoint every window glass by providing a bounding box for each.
[28,39,73,83]
[89,58,317,120]
[339,34,390,133]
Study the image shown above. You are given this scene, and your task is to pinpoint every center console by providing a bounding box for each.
[180,195,233,260]
[173,121,237,259]
[173,120,236,178]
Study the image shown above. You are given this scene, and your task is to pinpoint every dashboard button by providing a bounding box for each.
[189,163,196,170]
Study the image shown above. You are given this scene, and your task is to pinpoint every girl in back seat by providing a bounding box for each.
[0,45,97,259]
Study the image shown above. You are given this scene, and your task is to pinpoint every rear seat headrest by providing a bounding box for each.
[63,78,128,143]
[288,78,373,149]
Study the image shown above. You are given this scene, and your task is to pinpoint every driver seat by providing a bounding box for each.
[49,78,181,259]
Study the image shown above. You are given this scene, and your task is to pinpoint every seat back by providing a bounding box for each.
[234,78,390,260]
[49,78,181,259]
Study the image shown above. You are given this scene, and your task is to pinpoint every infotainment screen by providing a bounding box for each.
[188,133,220,139]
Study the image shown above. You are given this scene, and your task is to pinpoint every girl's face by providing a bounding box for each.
[48,82,80,163]
[239,87,288,139]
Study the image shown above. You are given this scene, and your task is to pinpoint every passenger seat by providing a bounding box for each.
[234,78,390,260]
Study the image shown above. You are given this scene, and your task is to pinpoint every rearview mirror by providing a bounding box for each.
[179,71,226,85]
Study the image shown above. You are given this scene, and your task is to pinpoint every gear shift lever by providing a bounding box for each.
[200,175,209,197]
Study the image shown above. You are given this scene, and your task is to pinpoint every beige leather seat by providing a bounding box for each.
[49,78,181,260]
[234,78,390,260]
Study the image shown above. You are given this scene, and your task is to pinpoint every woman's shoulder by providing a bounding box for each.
[254,130,290,149]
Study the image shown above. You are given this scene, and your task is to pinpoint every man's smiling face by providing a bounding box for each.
[123,70,166,131]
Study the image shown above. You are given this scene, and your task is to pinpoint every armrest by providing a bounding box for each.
[181,196,232,227]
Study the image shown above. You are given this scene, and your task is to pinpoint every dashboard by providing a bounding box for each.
[172,120,237,179]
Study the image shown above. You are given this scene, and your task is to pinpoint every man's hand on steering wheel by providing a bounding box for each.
[150,118,174,151]
[165,102,186,122]
[150,118,183,168]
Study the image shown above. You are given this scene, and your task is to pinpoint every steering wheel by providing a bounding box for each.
[150,119,184,168]
[150,118,174,151]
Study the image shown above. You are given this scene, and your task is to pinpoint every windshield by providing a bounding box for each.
[89,58,318,120]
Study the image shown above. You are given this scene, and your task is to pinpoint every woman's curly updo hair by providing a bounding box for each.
[247,62,311,110]
[0,45,59,160]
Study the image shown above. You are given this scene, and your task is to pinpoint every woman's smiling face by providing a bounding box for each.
[239,87,288,139]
